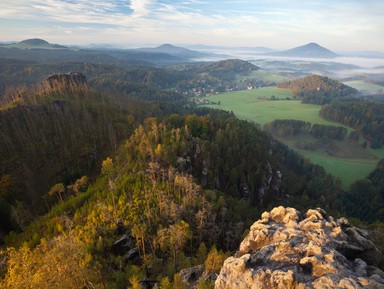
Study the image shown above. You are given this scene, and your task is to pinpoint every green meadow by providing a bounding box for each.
[343,80,384,93]
[299,150,376,188]
[205,87,379,189]
[205,87,346,127]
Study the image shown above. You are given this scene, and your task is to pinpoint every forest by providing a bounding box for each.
[0,57,263,99]
[278,74,358,104]
[266,119,348,140]
[0,47,384,288]
[320,100,384,148]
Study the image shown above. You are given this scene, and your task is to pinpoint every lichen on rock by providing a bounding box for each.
[215,206,384,289]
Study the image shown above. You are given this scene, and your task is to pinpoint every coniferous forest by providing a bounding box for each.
[0,45,383,288]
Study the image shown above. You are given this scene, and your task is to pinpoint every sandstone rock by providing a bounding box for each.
[45,72,87,90]
[216,206,384,289]
[179,264,205,284]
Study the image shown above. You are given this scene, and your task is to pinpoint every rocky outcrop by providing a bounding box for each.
[179,264,205,284]
[45,72,87,90]
[256,162,283,206]
[215,206,384,289]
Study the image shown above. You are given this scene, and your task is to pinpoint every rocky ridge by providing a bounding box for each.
[215,206,384,289]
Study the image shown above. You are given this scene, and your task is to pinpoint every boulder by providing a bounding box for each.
[216,206,384,289]
[179,264,205,284]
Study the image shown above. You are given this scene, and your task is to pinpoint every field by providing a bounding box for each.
[343,80,384,93]
[298,150,376,187]
[205,87,348,127]
[205,87,379,189]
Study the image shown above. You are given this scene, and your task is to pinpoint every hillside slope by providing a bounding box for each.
[278,74,357,104]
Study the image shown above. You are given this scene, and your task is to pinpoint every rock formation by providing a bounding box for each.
[215,206,384,289]
[45,72,87,91]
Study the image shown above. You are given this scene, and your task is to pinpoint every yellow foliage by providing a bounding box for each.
[205,245,227,274]
[101,157,114,176]
[1,234,101,289]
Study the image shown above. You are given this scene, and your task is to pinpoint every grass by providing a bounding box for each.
[280,135,378,189]
[298,150,377,190]
[343,80,384,93]
[371,147,384,159]
[204,87,379,189]
[205,87,347,127]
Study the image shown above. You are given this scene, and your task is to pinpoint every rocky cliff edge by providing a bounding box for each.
[215,206,384,289]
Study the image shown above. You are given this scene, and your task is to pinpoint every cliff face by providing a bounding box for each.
[45,72,87,91]
[215,206,384,289]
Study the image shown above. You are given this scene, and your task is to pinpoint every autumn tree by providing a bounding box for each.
[1,234,102,289]
[67,176,89,196]
[205,245,227,274]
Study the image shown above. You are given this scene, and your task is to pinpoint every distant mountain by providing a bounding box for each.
[185,44,275,53]
[2,38,69,50]
[270,42,338,58]
[19,38,50,46]
[353,51,384,58]
[136,44,210,59]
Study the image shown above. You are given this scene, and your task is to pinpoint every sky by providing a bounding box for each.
[1,0,383,52]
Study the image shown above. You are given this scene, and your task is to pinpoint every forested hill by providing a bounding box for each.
[1,72,383,288]
[0,73,186,234]
[0,106,343,288]
[0,58,259,97]
[278,75,357,104]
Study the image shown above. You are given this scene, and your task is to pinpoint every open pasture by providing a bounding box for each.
[204,87,380,189]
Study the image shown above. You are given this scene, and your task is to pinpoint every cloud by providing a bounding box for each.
[129,0,152,17]
[0,0,383,51]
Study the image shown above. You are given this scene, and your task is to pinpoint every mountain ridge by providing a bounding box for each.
[135,43,211,59]
[1,38,69,50]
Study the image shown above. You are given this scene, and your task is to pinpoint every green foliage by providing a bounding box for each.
[48,183,65,202]
[320,100,384,148]
[278,74,357,104]
[267,119,311,137]
[267,119,347,140]
[341,159,384,222]
[196,242,208,264]
[0,109,348,287]
[310,124,347,140]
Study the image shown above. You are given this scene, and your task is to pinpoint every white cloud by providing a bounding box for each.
[0,0,383,51]
[129,0,152,17]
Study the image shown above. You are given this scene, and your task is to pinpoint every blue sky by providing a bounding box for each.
[1,0,383,51]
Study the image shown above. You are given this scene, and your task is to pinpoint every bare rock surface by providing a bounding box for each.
[45,72,87,90]
[215,206,384,289]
